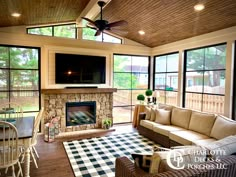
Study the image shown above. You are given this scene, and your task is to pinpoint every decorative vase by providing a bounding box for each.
[153,97,157,104]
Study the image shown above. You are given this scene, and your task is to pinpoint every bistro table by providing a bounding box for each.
[0,116,34,177]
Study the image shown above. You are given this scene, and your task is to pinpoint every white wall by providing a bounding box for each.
[151,26,236,118]
[0,29,151,89]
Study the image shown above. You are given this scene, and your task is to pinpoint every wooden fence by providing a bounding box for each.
[0,86,38,97]
[114,90,224,115]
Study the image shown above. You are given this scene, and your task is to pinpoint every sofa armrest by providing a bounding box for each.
[115,156,236,177]
[115,157,153,177]
[139,112,146,120]
[137,112,146,126]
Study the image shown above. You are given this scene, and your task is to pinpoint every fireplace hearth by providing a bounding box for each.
[66,101,96,126]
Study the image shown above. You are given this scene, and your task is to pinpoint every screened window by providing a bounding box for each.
[233,41,236,120]
[154,53,179,106]
[27,23,76,39]
[82,28,122,44]
[184,43,226,114]
[0,45,40,113]
[113,54,149,123]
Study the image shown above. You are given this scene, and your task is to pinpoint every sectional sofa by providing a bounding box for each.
[138,104,236,148]
[115,103,236,177]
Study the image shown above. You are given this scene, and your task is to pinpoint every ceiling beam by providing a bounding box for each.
[76,0,111,26]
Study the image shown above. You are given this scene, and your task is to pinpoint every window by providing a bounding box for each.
[0,45,40,114]
[113,54,149,123]
[183,43,226,115]
[82,28,122,44]
[233,42,236,120]
[154,53,179,106]
[27,23,77,39]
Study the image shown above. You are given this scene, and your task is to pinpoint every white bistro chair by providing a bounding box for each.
[21,107,44,168]
[0,121,23,177]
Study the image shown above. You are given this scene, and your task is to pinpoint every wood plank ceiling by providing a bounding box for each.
[0,0,236,47]
[0,0,90,26]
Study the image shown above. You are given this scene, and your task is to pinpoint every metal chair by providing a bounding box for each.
[0,102,23,122]
[0,121,23,177]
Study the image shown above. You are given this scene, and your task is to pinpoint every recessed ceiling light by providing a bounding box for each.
[11,13,21,17]
[194,4,205,11]
[138,30,145,35]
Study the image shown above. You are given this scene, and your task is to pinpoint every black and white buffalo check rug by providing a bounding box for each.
[63,132,158,177]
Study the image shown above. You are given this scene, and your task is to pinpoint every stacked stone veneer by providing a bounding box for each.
[43,93,113,132]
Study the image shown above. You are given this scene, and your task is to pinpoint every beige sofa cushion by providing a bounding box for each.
[171,107,192,129]
[204,135,236,157]
[153,125,185,136]
[158,103,174,111]
[145,107,151,120]
[169,130,209,145]
[140,120,162,130]
[150,108,156,121]
[193,138,217,146]
[188,111,216,136]
[210,115,236,139]
[154,109,171,125]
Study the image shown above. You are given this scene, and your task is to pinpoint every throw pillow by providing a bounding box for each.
[210,115,236,140]
[204,135,236,158]
[132,146,170,173]
[150,108,156,121]
[132,153,152,172]
[145,107,151,120]
[150,146,207,174]
[155,109,171,125]
[158,103,174,111]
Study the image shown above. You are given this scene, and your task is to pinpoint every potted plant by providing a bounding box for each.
[137,94,145,104]
[102,118,112,129]
[145,89,153,103]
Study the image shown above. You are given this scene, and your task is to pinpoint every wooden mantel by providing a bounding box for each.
[41,88,117,94]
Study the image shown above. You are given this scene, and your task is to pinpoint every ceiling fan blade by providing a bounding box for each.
[109,29,128,35]
[81,17,96,26]
[95,30,102,36]
[89,27,97,30]
[107,20,128,28]
[87,23,97,28]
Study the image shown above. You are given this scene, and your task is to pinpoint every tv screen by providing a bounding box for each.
[55,53,106,84]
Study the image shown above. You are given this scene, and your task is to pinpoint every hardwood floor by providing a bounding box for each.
[1,124,136,177]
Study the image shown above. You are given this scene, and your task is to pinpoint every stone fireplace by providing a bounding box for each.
[41,88,117,133]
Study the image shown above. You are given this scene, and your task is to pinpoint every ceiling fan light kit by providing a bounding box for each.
[82,1,128,36]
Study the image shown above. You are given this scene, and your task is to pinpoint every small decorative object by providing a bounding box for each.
[152,97,157,104]
[102,118,112,129]
[153,91,160,105]
[145,89,153,104]
[51,117,60,135]
[137,94,145,104]
[44,122,55,142]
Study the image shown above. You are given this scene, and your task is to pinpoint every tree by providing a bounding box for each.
[187,45,226,87]
[0,47,39,98]
[113,55,138,89]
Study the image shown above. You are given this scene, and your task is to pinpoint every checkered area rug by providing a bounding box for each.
[63,132,158,177]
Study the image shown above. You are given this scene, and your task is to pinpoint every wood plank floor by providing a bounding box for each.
[1,124,136,177]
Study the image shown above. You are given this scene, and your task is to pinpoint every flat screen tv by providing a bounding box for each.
[55,53,106,84]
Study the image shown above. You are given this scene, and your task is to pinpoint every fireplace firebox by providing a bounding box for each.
[66,101,96,126]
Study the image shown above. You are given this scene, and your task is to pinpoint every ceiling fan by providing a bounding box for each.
[82,1,128,36]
